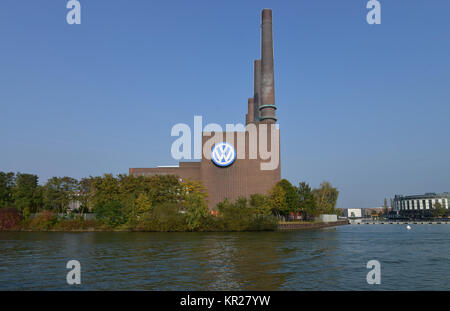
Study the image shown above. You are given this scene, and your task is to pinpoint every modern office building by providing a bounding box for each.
[129,9,281,209]
[394,193,450,217]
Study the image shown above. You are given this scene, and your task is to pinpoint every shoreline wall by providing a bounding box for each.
[277,220,349,231]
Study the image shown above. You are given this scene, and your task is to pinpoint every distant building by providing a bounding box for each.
[363,207,385,217]
[318,214,338,222]
[393,193,450,217]
[342,207,386,218]
[343,208,362,218]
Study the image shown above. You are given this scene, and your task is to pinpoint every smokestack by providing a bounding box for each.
[247,98,254,124]
[253,59,261,122]
[259,9,277,123]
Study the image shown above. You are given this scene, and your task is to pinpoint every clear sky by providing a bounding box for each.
[1,0,449,209]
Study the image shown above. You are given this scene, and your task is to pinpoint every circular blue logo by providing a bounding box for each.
[211,142,236,167]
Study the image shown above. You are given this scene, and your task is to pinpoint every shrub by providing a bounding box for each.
[136,203,188,232]
[94,201,127,228]
[214,197,278,231]
[28,211,58,230]
[0,207,22,230]
[54,218,102,231]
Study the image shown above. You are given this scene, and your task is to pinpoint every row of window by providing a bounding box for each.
[396,198,449,210]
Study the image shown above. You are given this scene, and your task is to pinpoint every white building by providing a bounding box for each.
[394,193,450,212]
[342,208,362,218]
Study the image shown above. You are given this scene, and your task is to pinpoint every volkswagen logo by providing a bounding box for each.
[211,142,236,167]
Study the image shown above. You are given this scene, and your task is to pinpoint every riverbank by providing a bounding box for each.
[1,220,350,232]
[277,220,349,231]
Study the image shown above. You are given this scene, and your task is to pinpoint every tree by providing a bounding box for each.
[126,192,153,224]
[182,179,208,201]
[268,184,288,216]
[90,174,121,208]
[12,173,42,217]
[79,177,95,213]
[147,175,184,205]
[312,181,339,215]
[185,192,208,231]
[135,193,153,216]
[43,177,79,213]
[276,179,299,216]
[432,202,446,218]
[94,201,127,227]
[0,172,15,208]
[249,193,271,216]
[297,182,317,219]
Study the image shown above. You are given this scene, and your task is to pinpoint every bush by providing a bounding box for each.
[54,218,101,231]
[214,197,278,231]
[0,207,22,230]
[28,211,58,230]
[94,201,127,228]
[136,203,188,232]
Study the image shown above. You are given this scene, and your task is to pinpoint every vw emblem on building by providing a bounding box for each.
[211,142,236,167]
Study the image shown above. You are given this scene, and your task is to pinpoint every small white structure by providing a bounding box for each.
[318,214,338,223]
[343,208,362,218]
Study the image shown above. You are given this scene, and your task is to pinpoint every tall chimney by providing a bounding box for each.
[259,9,277,123]
[253,59,261,122]
[247,98,254,124]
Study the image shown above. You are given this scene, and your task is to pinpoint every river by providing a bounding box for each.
[1,224,449,290]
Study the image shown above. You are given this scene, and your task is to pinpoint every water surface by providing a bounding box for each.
[1,225,449,290]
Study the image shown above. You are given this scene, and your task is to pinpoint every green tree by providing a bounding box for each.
[90,174,121,208]
[78,177,95,213]
[125,192,153,225]
[94,201,127,227]
[0,172,15,208]
[268,184,288,216]
[432,202,446,218]
[147,175,184,205]
[276,179,299,216]
[312,181,339,215]
[249,193,271,216]
[185,192,208,231]
[12,173,42,218]
[297,182,317,219]
[43,177,79,213]
[135,192,152,216]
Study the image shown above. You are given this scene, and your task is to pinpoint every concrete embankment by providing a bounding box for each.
[277,220,349,231]
[352,221,449,225]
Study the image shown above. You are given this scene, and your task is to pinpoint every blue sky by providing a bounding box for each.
[1,0,449,208]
